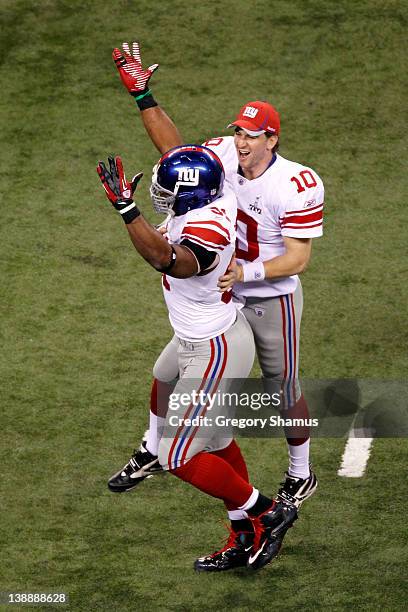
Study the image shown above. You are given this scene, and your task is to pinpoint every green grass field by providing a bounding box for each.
[1,0,407,610]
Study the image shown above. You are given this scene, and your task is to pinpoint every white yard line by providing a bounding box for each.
[338,430,373,477]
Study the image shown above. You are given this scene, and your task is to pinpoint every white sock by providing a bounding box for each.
[238,487,259,511]
[288,439,310,479]
[145,411,165,456]
[227,509,248,521]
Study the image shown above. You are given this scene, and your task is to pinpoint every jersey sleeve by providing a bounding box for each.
[180,216,232,251]
[179,238,217,271]
[180,190,236,253]
[279,170,324,238]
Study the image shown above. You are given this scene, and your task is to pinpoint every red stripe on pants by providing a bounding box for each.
[180,334,228,467]
[167,339,216,469]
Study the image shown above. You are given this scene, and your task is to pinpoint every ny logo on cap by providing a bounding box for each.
[174,168,200,194]
[243,106,259,119]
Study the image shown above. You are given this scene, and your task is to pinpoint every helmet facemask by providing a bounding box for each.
[150,182,176,216]
[149,163,176,216]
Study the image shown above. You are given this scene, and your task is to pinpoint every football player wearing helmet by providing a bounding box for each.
[108,41,323,571]
[97,145,298,571]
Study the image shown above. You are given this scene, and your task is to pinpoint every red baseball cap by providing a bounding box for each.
[228,101,280,136]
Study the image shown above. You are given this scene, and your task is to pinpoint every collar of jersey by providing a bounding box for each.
[237,153,277,180]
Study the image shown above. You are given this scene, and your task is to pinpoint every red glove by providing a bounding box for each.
[97,156,143,224]
[113,42,159,97]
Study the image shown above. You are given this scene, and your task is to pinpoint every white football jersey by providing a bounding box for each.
[163,188,237,342]
[203,136,324,298]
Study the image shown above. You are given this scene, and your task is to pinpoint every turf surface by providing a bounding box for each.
[1,0,407,610]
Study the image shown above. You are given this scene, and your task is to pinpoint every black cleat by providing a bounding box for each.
[247,501,298,570]
[108,441,163,493]
[276,469,318,508]
[194,529,254,572]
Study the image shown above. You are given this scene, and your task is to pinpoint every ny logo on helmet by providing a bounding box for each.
[243,106,259,119]
[174,168,200,194]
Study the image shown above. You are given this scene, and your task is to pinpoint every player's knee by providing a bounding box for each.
[152,360,163,380]
[152,362,178,385]
[153,354,179,382]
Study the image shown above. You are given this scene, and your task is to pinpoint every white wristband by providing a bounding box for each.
[119,202,136,215]
[242,261,265,282]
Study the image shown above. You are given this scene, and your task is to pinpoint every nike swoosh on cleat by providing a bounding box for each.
[248,540,267,564]
[129,459,158,479]
[129,471,144,479]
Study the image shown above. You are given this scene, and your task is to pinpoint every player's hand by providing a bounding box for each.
[157,225,169,241]
[96,156,143,223]
[217,258,243,292]
[112,41,159,96]
[155,219,169,237]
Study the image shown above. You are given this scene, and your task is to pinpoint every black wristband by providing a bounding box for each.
[133,88,158,111]
[156,246,177,273]
[117,199,141,224]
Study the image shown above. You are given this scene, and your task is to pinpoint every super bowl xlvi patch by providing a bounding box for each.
[254,307,265,318]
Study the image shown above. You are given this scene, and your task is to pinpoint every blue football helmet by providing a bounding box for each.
[150,145,225,216]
